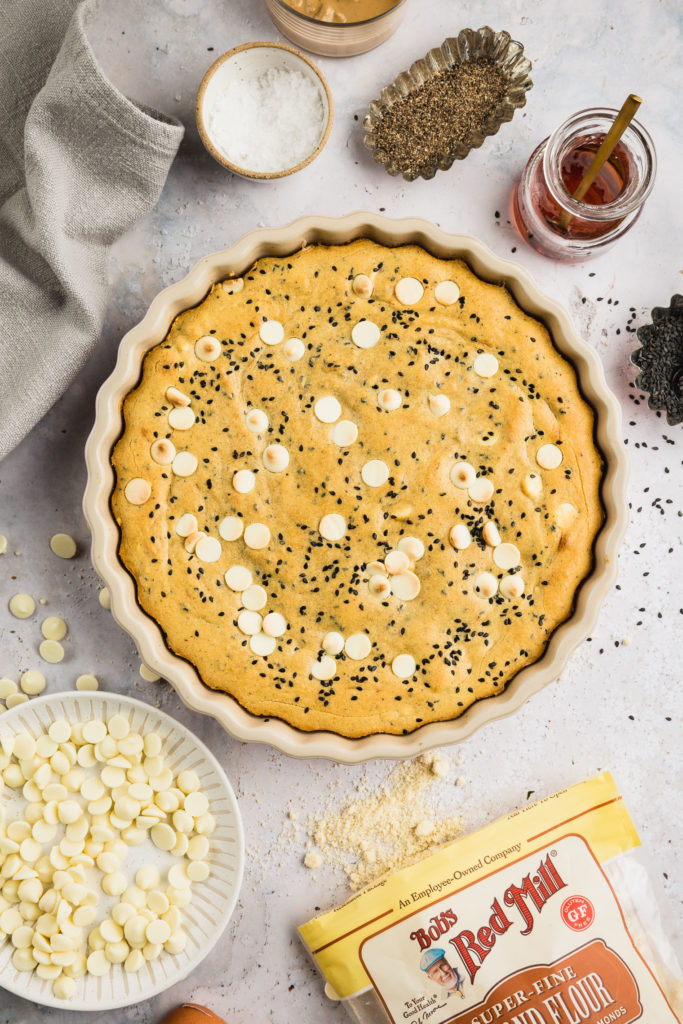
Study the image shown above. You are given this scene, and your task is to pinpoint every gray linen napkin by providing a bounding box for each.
[0,0,184,460]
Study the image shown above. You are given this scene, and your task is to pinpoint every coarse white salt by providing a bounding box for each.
[204,66,326,173]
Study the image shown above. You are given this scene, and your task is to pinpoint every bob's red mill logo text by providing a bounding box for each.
[410,854,566,983]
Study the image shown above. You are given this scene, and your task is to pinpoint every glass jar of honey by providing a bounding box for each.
[512,108,656,261]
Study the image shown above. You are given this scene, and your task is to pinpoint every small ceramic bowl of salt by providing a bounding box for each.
[196,41,334,179]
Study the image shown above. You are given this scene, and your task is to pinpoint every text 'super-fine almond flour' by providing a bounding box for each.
[299,773,682,1024]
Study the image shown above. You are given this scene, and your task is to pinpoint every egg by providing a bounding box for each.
[158,1005,227,1024]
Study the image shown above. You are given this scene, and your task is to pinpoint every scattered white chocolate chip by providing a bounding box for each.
[166,386,190,407]
[384,550,410,575]
[0,677,18,698]
[243,523,270,550]
[75,673,99,691]
[259,319,284,345]
[311,656,336,681]
[171,452,198,477]
[475,572,498,598]
[522,473,543,499]
[318,633,344,662]
[368,575,391,598]
[395,277,424,305]
[473,353,499,378]
[9,593,35,619]
[50,533,77,559]
[168,406,195,431]
[224,565,253,591]
[219,516,243,541]
[39,639,64,664]
[98,587,111,610]
[241,585,267,611]
[378,388,402,411]
[237,610,262,636]
[428,393,451,418]
[499,574,525,599]
[124,479,151,505]
[314,396,342,424]
[319,514,346,542]
[493,543,521,571]
[262,612,287,638]
[249,632,276,657]
[366,560,386,577]
[6,692,29,708]
[150,439,176,465]
[556,502,578,528]
[352,274,373,298]
[175,513,199,537]
[139,663,161,681]
[468,477,494,504]
[283,337,305,361]
[20,670,46,695]
[262,444,289,473]
[195,335,221,361]
[537,443,563,470]
[184,531,204,554]
[0,535,7,554]
[361,459,389,487]
[233,469,256,493]
[434,280,460,305]
[449,523,471,550]
[397,537,425,562]
[245,408,269,433]
[344,633,371,661]
[391,654,416,678]
[222,276,244,294]
[482,522,501,547]
[195,536,222,563]
[351,319,380,349]
[332,420,358,446]
[390,571,421,602]
[450,462,476,489]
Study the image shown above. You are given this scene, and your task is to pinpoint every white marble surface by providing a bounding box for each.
[1,0,681,1020]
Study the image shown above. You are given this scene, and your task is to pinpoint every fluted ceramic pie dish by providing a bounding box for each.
[83,213,628,763]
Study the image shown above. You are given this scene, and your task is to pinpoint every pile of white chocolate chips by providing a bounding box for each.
[0,713,214,999]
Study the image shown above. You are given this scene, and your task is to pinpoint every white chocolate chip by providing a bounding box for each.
[434,280,460,305]
[311,655,336,681]
[222,276,244,294]
[522,473,543,499]
[245,408,269,433]
[0,535,6,555]
[283,337,305,361]
[482,521,501,547]
[0,677,18,698]
[366,560,386,577]
[20,670,46,695]
[384,550,410,575]
[473,353,499,378]
[368,575,391,598]
[499,574,525,599]
[493,543,521,570]
[124,479,151,505]
[39,639,64,664]
[322,632,344,656]
[175,513,198,538]
[395,277,424,305]
[352,274,373,298]
[171,452,198,477]
[262,612,287,638]
[259,319,284,345]
[314,396,342,423]
[233,469,256,493]
[262,444,289,473]
[361,459,389,487]
[332,420,358,446]
[475,572,498,598]
[344,633,371,661]
[219,516,243,541]
[378,388,401,412]
[450,462,476,489]
[75,673,98,691]
[9,593,35,619]
[319,514,346,542]
[225,565,253,591]
[537,443,563,470]
[98,587,111,610]
[428,394,451,418]
[184,530,204,554]
[244,523,271,550]
[195,536,222,563]
[150,438,176,465]
[50,533,77,559]
[6,692,29,707]
[397,537,425,562]
[391,654,416,678]
[195,335,221,361]
[241,585,267,611]
[249,631,276,656]
[166,386,190,407]
[556,502,578,528]
[351,319,380,349]
[469,477,494,504]
[390,571,421,602]
[168,406,195,430]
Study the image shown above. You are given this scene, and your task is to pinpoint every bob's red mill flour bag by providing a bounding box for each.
[299,774,682,1024]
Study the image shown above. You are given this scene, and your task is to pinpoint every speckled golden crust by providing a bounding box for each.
[111,240,603,737]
